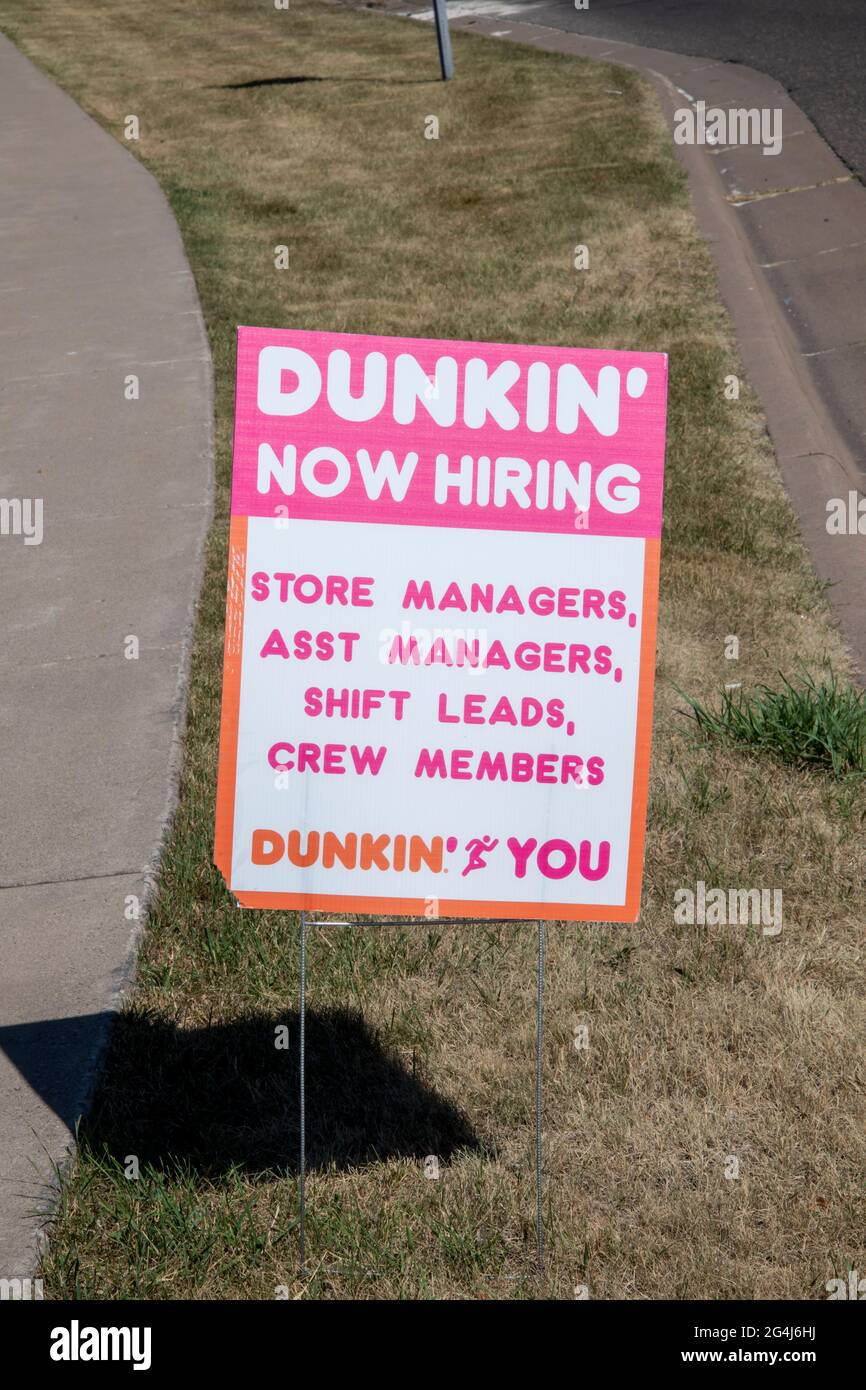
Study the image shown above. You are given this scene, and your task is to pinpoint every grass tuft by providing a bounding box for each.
[682,672,866,777]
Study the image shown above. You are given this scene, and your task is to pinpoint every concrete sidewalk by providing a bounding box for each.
[0,35,212,1279]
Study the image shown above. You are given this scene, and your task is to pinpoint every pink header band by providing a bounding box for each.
[232,326,667,539]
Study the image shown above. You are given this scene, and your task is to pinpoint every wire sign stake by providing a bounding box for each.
[535,920,545,1275]
[297,912,547,1280]
[298,911,307,1274]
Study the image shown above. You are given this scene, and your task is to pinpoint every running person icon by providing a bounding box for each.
[461,835,499,877]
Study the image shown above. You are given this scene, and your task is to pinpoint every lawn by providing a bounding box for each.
[2,0,864,1299]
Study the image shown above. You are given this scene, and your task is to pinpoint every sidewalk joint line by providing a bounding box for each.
[0,869,141,892]
[0,642,184,674]
[761,237,866,269]
[0,353,210,385]
[802,338,866,359]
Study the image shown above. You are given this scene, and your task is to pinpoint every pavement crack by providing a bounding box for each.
[728,174,854,205]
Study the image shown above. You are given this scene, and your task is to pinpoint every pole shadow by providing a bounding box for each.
[216,75,438,89]
[0,1009,482,1178]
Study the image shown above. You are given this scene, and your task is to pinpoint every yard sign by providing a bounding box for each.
[215,327,666,921]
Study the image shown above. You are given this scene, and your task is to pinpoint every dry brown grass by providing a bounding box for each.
[2,0,863,1300]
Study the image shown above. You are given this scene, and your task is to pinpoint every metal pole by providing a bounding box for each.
[535,921,545,1275]
[299,911,306,1273]
[432,0,454,81]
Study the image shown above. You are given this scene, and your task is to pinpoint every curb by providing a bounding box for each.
[403,4,866,674]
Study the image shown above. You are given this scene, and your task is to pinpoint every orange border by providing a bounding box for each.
[213,513,248,888]
[622,536,660,920]
[214,530,661,924]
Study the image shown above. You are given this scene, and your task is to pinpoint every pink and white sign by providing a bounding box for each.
[215,326,667,921]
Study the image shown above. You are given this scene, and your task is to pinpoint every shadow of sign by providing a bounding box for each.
[0,1009,481,1178]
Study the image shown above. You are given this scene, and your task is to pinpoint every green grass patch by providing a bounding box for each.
[683,672,866,777]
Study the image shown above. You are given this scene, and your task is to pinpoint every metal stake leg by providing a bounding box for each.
[295,913,545,1282]
[299,911,306,1273]
[535,920,545,1276]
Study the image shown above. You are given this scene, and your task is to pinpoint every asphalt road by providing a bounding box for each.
[515,0,866,178]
